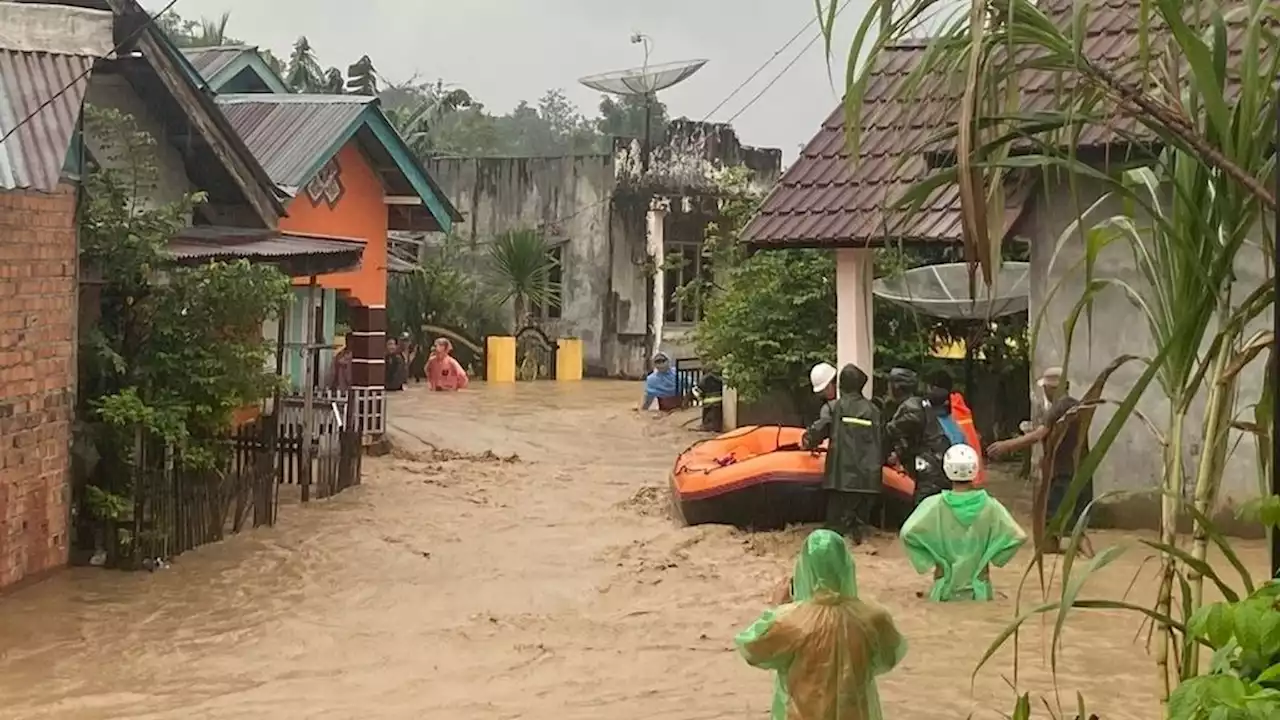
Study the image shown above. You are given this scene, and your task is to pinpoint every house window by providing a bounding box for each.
[305,158,344,208]
[663,241,710,324]
[532,243,564,321]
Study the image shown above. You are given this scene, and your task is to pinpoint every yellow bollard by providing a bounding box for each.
[486,336,516,383]
[555,337,583,381]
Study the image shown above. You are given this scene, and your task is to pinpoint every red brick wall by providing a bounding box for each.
[0,183,77,590]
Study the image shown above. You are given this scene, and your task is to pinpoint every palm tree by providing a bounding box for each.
[386,81,475,157]
[486,229,560,330]
[825,0,1277,713]
[194,12,231,46]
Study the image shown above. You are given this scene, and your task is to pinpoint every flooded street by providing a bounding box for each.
[0,381,1270,719]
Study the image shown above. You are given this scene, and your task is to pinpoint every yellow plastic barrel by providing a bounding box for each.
[486,336,516,383]
[556,337,583,381]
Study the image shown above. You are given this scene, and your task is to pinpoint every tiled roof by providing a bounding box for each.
[744,0,1269,248]
[1030,0,1268,146]
[743,42,1030,249]
[215,94,375,194]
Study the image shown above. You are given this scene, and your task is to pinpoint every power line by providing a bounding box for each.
[0,0,183,146]
[698,13,819,123]
[723,0,852,126]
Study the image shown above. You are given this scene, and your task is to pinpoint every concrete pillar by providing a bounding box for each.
[348,304,386,389]
[836,248,875,378]
[646,196,669,355]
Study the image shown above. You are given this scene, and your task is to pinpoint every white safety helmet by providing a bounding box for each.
[809,362,838,393]
[942,443,980,483]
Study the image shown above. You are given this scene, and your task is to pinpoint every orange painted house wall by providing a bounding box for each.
[279,141,387,306]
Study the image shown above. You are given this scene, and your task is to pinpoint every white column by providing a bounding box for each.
[835,248,874,378]
[646,197,670,353]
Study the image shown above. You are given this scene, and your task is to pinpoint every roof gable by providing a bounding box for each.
[215,94,461,232]
[743,0,1182,249]
[105,0,285,225]
[183,46,289,94]
[743,43,1031,249]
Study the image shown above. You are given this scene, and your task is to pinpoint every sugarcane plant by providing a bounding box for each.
[823,0,1278,716]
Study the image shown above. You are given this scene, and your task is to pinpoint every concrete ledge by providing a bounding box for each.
[1090,491,1266,539]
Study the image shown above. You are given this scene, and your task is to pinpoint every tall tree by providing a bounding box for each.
[346,55,378,96]
[322,67,345,95]
[285,37,323,93]
[596,94,668,145]
[384,80,478,157]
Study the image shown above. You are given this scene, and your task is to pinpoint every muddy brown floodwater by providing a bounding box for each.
[0,381,1270,719]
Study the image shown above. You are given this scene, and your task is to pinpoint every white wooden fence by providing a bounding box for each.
[276,387,387,439]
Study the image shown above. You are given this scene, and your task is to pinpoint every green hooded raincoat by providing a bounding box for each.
[899,489,1027,601]
[735,530,907,720]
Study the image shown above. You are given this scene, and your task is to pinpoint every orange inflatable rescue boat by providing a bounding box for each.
[670,425,916,530]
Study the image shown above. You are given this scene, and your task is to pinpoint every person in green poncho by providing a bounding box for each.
[899,443,1027,602]
[735,529,907,720]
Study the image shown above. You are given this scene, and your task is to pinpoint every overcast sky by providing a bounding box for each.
[146,0,885,164]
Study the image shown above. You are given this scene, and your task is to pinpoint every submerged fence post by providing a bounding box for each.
[300,277,318,503]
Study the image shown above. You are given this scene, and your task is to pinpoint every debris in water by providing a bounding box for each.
[619,484,667,517]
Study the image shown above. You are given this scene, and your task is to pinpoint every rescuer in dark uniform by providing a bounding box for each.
[883,367,951,505]
[801,364,882,542]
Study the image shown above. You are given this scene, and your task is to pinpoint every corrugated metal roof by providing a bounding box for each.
[182,46,251,79]
[168,226,365,270]
[0,2,113,191]
[0,51,93,190]
[214,94,374,192]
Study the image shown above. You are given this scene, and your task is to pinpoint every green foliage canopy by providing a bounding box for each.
[79,106,292,476]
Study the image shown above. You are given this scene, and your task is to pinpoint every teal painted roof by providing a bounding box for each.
[215,94,461,230]
[182,46,290,94]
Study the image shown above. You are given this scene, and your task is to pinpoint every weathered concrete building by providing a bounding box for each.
[422,119,781,378]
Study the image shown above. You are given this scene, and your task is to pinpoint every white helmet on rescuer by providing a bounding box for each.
[943,443,980,483]
[809,362,838,393]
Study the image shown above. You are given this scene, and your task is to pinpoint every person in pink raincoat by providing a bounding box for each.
[427,337,469,391]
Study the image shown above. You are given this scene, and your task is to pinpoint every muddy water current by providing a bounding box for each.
[0,381,1269,719]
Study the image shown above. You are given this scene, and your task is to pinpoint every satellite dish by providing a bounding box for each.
[872,262,1031,320]
[579,34,707,169]
[579,59,709,96]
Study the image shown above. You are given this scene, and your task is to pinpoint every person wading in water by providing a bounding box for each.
[426,337,469,391]
[882,367,951,505]
[900,444,1027,601]
[736,529,907,720]
[987,366,1094,553]
[802,364,882,543]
